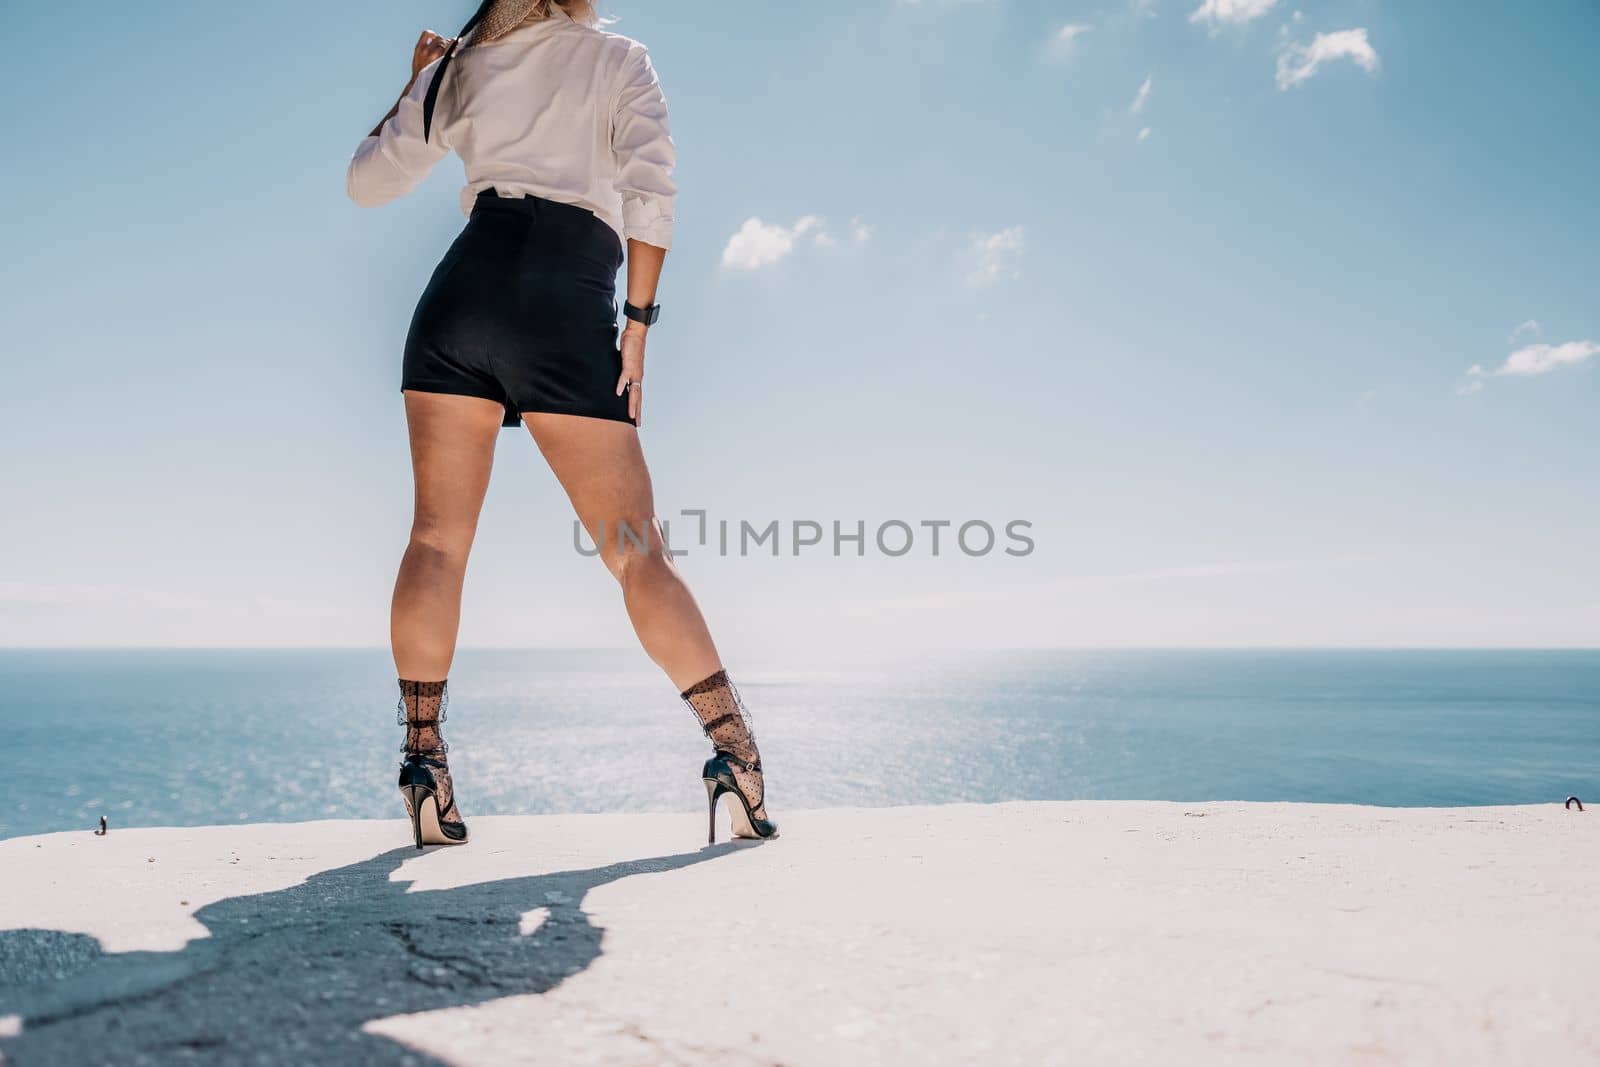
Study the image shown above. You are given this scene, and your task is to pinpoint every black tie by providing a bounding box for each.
[423,0,497,143]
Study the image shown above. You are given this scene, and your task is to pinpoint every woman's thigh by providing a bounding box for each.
[522,411,659,563]
[404,390,503,543]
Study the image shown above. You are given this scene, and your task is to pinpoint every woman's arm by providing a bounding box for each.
[616,239,667,425]
[611,44,677,426]
[375,31,449,134]
[626,240,666,310]
[347,31,452,208]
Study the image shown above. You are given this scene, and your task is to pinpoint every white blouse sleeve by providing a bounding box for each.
[347,59,451,208]
[611,45,677,249]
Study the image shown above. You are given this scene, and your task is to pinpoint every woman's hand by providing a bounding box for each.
[365,30,453,139]
[412,30,452,80]
[616,323,647,425]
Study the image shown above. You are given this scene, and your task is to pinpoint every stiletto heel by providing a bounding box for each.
[401,784,429,850]
[704,778,721,844]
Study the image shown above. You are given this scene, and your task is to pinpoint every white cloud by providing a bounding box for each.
[1130,74,1153,114]
[1494,340,1600,376]
[849,217,875,245]
[1047,22,1092,61]
[720,215,827,270]
[1190,0,1277,28]
[1056,22,1092,47]
[1138,126,1152,141]
[1507,319,1541,343]
[721,218,800,270]
[1461,338,1600,391]
[967,227,1025,286]
[1276,28,1380,90]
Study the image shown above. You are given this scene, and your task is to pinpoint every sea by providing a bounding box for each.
[4,649,1596,840]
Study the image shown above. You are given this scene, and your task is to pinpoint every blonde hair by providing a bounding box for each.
[527,0,601,27]
[555,0,601,25]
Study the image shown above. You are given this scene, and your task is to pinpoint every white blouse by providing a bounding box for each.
[347,9,676,249]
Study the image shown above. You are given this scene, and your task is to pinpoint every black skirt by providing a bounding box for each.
[402,190,632,428]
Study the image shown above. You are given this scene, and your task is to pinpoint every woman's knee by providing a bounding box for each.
[613,547,675,593]
[598,518,673,586]
[406,519,474,567]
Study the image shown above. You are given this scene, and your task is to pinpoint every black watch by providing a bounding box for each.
[623,301,661,327]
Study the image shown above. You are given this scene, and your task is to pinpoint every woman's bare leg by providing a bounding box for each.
[522,412,720,690]
[391,391,503,681]
[525,411,773,828]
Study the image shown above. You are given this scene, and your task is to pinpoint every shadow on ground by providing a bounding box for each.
[0,840,746,1065]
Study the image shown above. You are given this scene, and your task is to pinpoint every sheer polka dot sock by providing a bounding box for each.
[398,679,463,822]
[681,670,767,820]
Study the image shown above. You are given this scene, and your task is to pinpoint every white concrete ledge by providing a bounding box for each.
[1,802,1596,1065]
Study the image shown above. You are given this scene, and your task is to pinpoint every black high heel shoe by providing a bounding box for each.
[398,748,468,849]
[703,752,779,844]
[396,679,468,849]
[683,669,779,844]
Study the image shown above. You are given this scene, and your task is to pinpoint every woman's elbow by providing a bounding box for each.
[621,196,675,250]
[347,168,394,209]
[346,145,411,208]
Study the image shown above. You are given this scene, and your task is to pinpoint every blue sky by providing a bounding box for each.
[1,0,1596,651]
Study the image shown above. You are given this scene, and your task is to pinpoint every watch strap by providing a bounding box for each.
[623,301,661,326]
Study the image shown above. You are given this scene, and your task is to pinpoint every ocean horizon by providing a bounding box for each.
[7,647,1597,841]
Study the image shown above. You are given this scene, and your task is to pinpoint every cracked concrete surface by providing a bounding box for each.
[0,803,1596,1065]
